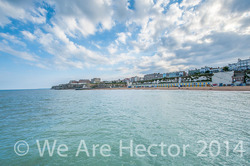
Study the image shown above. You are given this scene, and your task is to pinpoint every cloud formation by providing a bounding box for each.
[0,0,250,79]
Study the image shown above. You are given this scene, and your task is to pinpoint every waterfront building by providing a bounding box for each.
[79,79,90,84]
[179,71,186,77]
[69,80,79,84]
[228,58,250,71]
[122,78,130,83]
[168,72,179,78]
[200,66,211,73]
[212,71,234,86]
[103,81,112,83]
[163,73,168,78]
[91,78,101,83]
[139,77,144,81]
[188,69,200,75]
[130,76,141,82]
[190,67,221,75]
[116,79,122,83]
[232,71,245,84]
[163,71,186,78]
[228,63,237,71]
[210,67,222,73]
[144,73,163,80]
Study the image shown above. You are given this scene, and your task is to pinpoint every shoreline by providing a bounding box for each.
[90,86,250,91]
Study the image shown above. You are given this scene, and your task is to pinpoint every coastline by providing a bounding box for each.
[90,86,250,91]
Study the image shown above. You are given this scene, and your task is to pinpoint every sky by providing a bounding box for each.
[0,0,250,89]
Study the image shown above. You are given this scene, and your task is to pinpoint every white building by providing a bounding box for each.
[144,73,163,80]
[91,78,101,83]
[200,66,211,73]
[130,76,141,82]
[210,67,222,73]
[228,58,250,71]
[212,71,234,85]
[188,69,200,75]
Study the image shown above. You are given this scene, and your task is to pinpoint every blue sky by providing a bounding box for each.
[0,0,250,89]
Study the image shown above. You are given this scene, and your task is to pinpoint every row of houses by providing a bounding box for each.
[128,70,249,88]
[189,67,223,75]
[126,67,223,83]
[125,57,250,83]
[122,76,143,83]
[52,57,250,89]
[69,78,101,84]
[228,58,250,71]
[189,58,250,75]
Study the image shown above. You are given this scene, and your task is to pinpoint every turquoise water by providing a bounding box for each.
[0,89,249,165]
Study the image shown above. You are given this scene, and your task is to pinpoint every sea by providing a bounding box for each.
[0,89,249,165]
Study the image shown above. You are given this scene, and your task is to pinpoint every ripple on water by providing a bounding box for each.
[0,89,249,165]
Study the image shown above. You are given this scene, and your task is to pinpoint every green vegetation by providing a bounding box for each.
[223,66,229,71]
[205,70,210,73]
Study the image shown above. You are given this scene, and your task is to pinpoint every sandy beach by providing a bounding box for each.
[94,86,250,91]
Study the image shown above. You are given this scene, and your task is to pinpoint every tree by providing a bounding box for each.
[205,70,210,74]
[223,66,229,71]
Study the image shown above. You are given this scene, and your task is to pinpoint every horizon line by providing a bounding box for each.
[0,88,50,91]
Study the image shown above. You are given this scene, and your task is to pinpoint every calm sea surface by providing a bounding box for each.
[0,89,249,165]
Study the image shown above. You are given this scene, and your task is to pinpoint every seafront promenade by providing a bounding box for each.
[92,86,250,91]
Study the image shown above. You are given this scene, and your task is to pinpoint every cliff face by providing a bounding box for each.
[51,83,88,90]
[51,82,126,90]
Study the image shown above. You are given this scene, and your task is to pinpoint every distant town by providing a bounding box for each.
[51,58,250,90]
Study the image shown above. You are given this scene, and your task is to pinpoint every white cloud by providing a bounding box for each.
[180,0,202,8]
[1,0,250,77]
[0,42,37,61]
[122,0,250,72]
[21,31,36,41]
[113,0,131,22]
[0,0,46,27]
[0,33,26,46]
[116,32,131,44]
[32,27,112,69]
[107,43,117,54]
[47,0,115,37]
[117,32,127,44]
